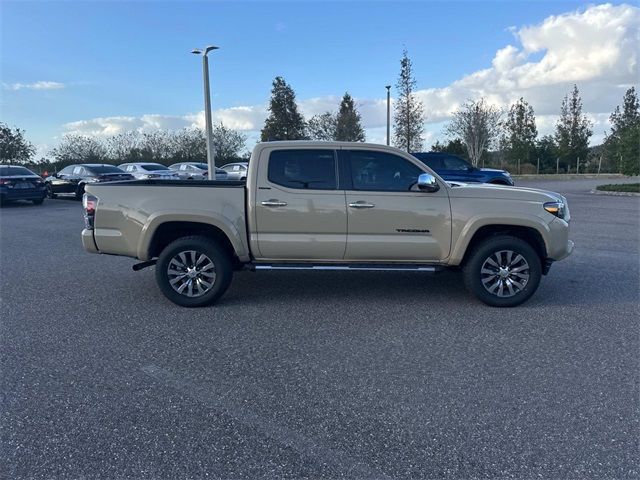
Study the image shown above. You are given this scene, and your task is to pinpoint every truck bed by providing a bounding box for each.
[84,179,250,261]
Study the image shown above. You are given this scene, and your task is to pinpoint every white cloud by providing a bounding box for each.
[5,81,65,91]
[63,3,638,148]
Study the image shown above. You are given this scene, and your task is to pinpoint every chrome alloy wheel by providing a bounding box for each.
[167,250,216,297]
[480,250,530,298]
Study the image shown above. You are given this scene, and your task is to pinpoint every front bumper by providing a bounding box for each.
[547,217,574,261]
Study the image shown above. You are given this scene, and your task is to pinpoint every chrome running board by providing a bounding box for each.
[251,263,444,272]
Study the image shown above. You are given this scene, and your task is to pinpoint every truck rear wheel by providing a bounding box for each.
[463,235,541,307]
[155,236,233,307]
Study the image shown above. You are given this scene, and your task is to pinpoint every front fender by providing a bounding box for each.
[449,214,551,265]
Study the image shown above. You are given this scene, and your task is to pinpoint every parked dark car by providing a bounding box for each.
[45,164,134,199]
[411,152,514,185]
[0,165,47,205]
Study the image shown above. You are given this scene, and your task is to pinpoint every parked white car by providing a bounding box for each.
[169,162,228,180]
[220,162,248,181]
[118,163,180,180]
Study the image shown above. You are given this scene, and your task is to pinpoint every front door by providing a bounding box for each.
[254,148,347,260]
[53,166,77,194]
[342,149,451,262]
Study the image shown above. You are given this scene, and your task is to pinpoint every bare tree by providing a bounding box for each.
[307,112,337,141]
[170,128,206,163]
[140,131,173,163]
[393,49,424,152]
[51,134,108,167]
[212,123,248,166]
[446,98,503,166]
[105,131,142,162]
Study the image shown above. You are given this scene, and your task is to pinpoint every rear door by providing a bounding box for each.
[254,147,347,260]
[342,148,451,262]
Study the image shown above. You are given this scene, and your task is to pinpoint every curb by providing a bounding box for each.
[590,189,640,197]
[513,174,625,181]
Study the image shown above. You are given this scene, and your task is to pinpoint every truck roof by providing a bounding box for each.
[255,140,402,149]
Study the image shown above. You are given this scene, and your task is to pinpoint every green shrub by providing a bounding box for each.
[596,183,640,193]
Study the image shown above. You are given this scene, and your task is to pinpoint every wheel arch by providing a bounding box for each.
[141,217,248,265]
[451,221,549,267]
[488,178,511,185]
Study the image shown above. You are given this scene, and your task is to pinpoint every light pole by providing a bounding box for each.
[191,45,219,180]
[385,85,391,146]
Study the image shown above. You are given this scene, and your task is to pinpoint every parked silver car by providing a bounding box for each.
[118,163,180,180]
[220,162,248,181]
[169,162,228,180]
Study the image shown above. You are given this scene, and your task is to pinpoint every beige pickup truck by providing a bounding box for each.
[81,141,573,308]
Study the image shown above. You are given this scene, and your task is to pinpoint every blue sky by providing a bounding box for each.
[1,1,638,155]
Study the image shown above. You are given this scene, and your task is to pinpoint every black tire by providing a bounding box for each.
[32,197,44,205]
[75,184,85,200]
[46,184,57,199]
[155,236,233,307]
[463,235,542,307]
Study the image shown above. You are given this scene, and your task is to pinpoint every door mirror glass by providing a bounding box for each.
[417,173,440,192]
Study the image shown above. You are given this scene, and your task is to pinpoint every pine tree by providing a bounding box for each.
[260,77,308,141]
[554,85,592,173]
[335,93,365,142]
[606,86,640,175]
[502,97,537,168]
[393,49,424,152]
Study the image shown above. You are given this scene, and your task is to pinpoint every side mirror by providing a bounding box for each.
[417,173,440,192]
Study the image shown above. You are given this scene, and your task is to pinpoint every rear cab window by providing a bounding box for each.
[268,149,336,190]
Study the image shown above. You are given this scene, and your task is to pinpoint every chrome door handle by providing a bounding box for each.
[261,200,288,207]
[348,202,375,209]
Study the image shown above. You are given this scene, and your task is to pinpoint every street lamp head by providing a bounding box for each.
[191,48,202,55]
[204,45,219,54]
[385,85,391,90]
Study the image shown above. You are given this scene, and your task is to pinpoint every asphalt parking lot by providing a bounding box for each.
[1,178,638,479]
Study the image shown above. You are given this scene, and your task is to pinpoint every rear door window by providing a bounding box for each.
[268,149,336,190]
[442,156,469,170]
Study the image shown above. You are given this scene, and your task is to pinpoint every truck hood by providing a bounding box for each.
[479,167,509,174]
[446,182,564,203]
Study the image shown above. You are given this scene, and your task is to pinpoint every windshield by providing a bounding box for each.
[86,165,124,174]
[192,163,208,170]
[140,164,169,171]
[0,166,35,176]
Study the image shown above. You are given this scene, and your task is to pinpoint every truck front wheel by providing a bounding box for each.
[155,236,233,307]
[463,235,542,307]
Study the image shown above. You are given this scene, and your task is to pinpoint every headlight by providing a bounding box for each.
[544,201,566,219]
